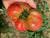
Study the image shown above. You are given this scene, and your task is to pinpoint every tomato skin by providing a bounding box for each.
[26,9,43,31]
[29,9,42,19]
[7,2,29,22]
[15,19,27,31]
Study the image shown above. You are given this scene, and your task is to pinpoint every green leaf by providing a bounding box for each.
[46,7,49,12]
[30,36,35,38]
[35,34,39,38]
[44,36,47,38]
[48,17,50,20]
[41,36,44,38]
[39,4,43,9]
[45,20,49,23]
[28,32,34,37]
[44,1,48,8]
[2,7,7,11]
[42,23,46,26]
[35,1,37,5]
[20,31,26,34]
[39,27,46,31]
[42,15,47,21]
[46,24,50,29]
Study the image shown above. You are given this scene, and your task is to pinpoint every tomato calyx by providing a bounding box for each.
[19,10,29,20]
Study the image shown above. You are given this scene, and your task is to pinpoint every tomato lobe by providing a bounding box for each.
[15,19,27,31]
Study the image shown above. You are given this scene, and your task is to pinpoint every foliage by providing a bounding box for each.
[0,9,9,32]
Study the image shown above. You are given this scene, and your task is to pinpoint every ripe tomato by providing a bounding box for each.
[26,9,43,31]
[7,2,29,22]
[15,19,27,31]
[29,9,42,19]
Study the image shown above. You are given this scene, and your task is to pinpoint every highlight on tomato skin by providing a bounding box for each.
[26,9,43,31]
[7,2,29,22]
[15,19,27,31]
[29,9,42,19]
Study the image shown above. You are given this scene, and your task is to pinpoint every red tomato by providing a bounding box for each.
[26,9,43,31]
[15,19,27,31]
[7,2,29,22]
[29,9,42,19]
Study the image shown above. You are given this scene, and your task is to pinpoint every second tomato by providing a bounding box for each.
[26,9,43,31]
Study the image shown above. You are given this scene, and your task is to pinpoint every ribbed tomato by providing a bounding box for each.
[15,19,27,31]
[26,9,43,31]
[29,9,42,19]
[7,2,29,22]
[7,3,43,31]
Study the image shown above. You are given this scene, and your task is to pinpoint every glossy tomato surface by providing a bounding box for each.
[7,2,29,22]
[15,19,27,31]
[29,9,42,19]
[26,9,43,31]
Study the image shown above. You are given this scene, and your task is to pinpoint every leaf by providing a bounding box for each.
[38,4,43,9]
[42,23,46,27]
[6,28,11,33]
[39,27,46,31]
[44,1,48,8]
[35,34,39,38]
[42,14,47,20]
[28,32,34,37]
[46,7,49,12]
[30,36,35,38]
[35,1,37,5]
[13,26,18,32]
[46,24,50,29]
[20,31,26,34]
[2,7,7,11]
[44,36,47,38]
[45,20,49,23]
[48,17,50,20]
[41,36,44,38]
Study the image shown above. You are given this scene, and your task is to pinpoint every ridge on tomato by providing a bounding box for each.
[15,19,27,31]
[29,9,42,19]
[7,2,29,22]
[26,9,43,31]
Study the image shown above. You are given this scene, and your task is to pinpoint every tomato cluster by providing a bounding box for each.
[7,2,43,31]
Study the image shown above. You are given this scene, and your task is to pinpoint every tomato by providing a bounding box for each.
[15,19,27,31]
[7,3,43,31]
[7,2,29,22]
[29,9,42,19]
[26,15,42,31]
[26,9,43,31]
